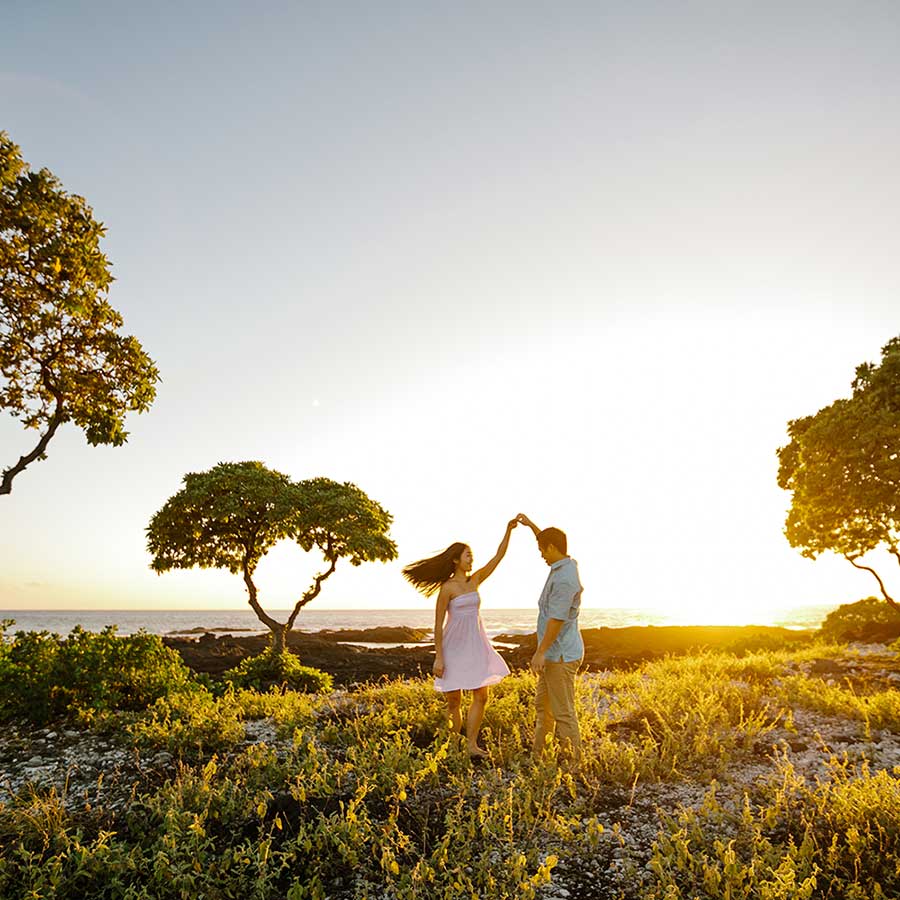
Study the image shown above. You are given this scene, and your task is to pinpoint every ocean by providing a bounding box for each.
[0,603,837,640]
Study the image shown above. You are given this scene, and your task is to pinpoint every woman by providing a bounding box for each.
[402,520,516,757]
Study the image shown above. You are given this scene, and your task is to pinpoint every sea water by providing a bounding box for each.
[0,603,837,639]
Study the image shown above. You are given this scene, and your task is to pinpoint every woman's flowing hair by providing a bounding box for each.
[402,542,468,596]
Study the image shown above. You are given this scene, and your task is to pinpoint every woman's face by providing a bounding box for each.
[457,546,473,572]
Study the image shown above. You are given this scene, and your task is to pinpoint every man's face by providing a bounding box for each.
[539,542,556,566]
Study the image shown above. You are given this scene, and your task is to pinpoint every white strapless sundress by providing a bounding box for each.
[434,591,510,692]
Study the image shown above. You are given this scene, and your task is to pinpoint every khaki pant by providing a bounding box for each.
[533,658,582,764]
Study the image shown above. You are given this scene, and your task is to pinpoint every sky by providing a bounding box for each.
[2,1,900,623]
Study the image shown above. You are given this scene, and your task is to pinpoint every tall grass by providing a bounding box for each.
[0,641,897,898]
[648,756,900,899]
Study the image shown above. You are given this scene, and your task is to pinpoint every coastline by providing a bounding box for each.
[161,623,823,685]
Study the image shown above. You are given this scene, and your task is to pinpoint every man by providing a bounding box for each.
[516,514,583,765]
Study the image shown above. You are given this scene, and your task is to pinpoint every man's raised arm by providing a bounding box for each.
[516,513,541,539]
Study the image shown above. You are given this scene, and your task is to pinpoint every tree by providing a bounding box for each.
[777,336,900,614]
[146,461,398,653]
[0,132,159,496]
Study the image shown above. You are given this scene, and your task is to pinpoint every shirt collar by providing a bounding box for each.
[550,557,572,572]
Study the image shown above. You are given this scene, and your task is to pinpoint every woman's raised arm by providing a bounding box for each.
[472,519,518,587]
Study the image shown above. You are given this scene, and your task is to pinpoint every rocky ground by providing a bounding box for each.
[2,643,898,899]
[161,629,435,682]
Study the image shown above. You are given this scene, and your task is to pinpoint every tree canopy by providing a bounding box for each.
[146,461,398,652]
[777,336,900,612]
[0,132,159,496]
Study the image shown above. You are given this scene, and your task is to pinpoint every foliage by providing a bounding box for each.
[647,758,900,899]
[0,131,159,496]
[225,649,333,694]
[0,674,569,899]
[0,626,191,725]
[820,596,900,643]
[777,673,900,736]
[2,644,897,898]
[724,629,814,656]
[591,653,783,782]
[146,462,397,651]
[147,462,299,577]
[777,336,900,608]
[121,686,324,760]
[128,687,247,757]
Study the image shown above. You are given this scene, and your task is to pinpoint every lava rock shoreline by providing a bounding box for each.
[162,624,822,686]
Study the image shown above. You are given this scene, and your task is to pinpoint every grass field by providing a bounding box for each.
[1,635,899,899]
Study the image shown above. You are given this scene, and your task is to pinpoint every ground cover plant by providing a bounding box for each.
[1,634,899,898]
[647,757,900,899]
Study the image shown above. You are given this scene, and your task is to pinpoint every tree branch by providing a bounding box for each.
[0,395,65,496]
[844,554,900,614]
[287,539,338,631]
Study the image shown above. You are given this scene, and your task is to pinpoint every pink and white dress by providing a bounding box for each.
[434,591,510,692]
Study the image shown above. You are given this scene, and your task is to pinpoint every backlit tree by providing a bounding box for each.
[146,461,397,653]
[0,132,159,496]
[777,336,900,613]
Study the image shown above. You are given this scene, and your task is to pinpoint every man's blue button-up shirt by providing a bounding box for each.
[537,557,584,663]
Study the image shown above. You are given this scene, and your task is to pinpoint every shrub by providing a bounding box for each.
[820,597,900,643]
[224,649,333,694]
[0,626,192,725]
[129,687,246,756]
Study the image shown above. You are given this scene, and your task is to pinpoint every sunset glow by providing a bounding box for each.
[2,5,899,623]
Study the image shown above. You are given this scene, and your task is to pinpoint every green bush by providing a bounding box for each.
[224,648,333,694]
[0,626,192,725]
[820,597,900,643]
[129,687,246,756]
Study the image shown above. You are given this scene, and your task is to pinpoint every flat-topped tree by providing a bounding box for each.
[0,132,159,496]
[777,336,900,614]
[146,461,397,653]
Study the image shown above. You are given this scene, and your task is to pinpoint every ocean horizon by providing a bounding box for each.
[1,603,838,640]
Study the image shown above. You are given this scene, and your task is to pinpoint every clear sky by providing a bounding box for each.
[2,2,899,622]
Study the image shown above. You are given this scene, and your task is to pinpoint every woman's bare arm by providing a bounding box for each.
[472,519,518,587]
[433,584,451,677]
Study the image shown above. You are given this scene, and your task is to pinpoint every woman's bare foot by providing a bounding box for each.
[467,744,489,759]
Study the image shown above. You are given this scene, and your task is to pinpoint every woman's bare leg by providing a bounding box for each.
[445,690,463,735]
[466,686,489,757]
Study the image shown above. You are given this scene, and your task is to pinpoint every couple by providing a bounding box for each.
[402,514,583,763]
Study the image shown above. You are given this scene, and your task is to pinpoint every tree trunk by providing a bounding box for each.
[270,623,288,655]
[0,400,65,496]
[242,559,288,654]
[845,555,900,615]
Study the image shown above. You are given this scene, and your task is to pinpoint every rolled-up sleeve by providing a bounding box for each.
[547,577,578,621]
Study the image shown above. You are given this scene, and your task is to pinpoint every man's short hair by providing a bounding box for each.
[537,527,567,554]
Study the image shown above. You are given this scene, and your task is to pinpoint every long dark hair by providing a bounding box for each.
[402,542,468,596]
